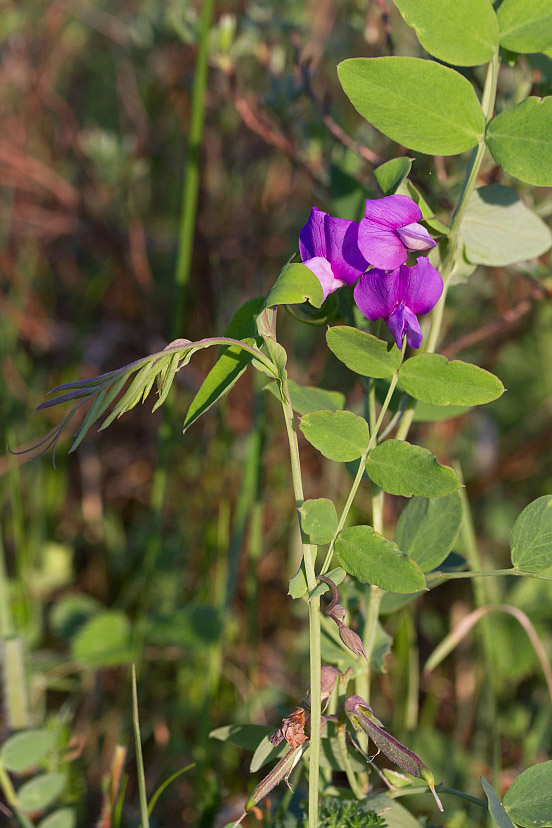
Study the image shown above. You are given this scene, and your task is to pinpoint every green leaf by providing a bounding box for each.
[393,0,499,66]
[463,185,552,266]
[362,793,421,828]
[336,525,426,593]
[503,761,552,827]
[413,401,470,422]
[326,326,402,378]
[337,57,485,155]
[510,496,552,573]
[288,561,309,599]
[209,723,273,751]
[374,157,413,195]
[263,263,324,309]
[486,97,552,187]
[300,410,369,462]
[38,809,76,828]
[498,0,552,54]
[287,380,345,414]
[18,773,66,813]
[365,440,460,498]
[481,777,517,828]
[183,297,264,431]
[71,610,135,667]
[399,354,504,406]
[300,498,338,544]
[394,492,462,571]
[1,730,55,772]
[310,567,346,600]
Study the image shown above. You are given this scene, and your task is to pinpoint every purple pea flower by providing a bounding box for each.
[358,194,436,270]
[354,257,443,350]
[299,207,368,301]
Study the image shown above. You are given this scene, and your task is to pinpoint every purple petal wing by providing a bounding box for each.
[325,217,368,285]
[357,222,408,270]
[396,222,436,252]
[299,207,327,261]
[354,268,399,321]
[302,256,341,300]
[401,257,443,316]
[386,305,423,350]
[363,195,422,229]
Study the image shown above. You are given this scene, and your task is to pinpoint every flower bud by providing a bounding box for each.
[337,621,367,660]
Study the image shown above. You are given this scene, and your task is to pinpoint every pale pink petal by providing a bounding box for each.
[302,256,343,300]
[353,268,399,321]
[396,222,436,252]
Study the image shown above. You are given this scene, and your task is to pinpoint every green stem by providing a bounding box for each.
[280,378,320,828]
[132,664,151,828]
[336,723,365,799]
[172,0,217,336]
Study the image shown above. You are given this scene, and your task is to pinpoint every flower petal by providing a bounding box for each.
[403,306,423,349]
[354,269,399,321]
[396,222,436,252]
[302,256,342,300]
[357,223,408,270]
[401,257,443,316]
[325,217,368,285]
[299,207,327,261]
[363,195,422,230]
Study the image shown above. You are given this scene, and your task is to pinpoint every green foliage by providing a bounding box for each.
[37,809,76,828]
[462,185,552,266]
[326,326,402,378]
[392,0,499,66]
[336,525,426,593]
[394,492,462,572]
[374,158,413,196]
[1,730,54,772]
[399,354,504,406]
[503,761,552,827]
[300,498,338,544]
[486,97,552,187]
[365,440,459,498]
[497,0,552,54]
[17,773,67,813]
[337,57,485,155]
[302,797,387,828]
[71,610,135,667]
[300,410,369,462]
[510,496,552,572]
[209,723,273,751]
[263,263,324,309]
[481,777,516,828]
[266,379,345,414]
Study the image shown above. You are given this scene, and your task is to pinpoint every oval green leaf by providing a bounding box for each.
[394,492,462,572]
[486,97,552,187]
[510,496,552,573]
[399,354,504,406]
[374,157,413,196]
[300,410,369,462]
[1,730,55,772]
[337,57,485,155]
[503,761,552,828]
[463,185,552,266]
[18,773,66,813]
[300,498,338,544]
[336,525,426,593]
[394,0,499,66]
[71,610,134,667]
[263,263,324,309]
[326,326,402,378]
[366,440,459,498]
[38,809,77,828]
[287,380,345,415]
[498,0,552,54]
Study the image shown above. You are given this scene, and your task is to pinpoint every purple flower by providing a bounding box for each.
[358,195,436,270]
[354,258,443,350]
[299,207,368,300]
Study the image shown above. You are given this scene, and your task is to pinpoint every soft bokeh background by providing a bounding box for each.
[1,1,551,826]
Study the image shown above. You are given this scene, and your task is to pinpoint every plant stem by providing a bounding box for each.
[280,378,321,828]
[173,0,216,335]
[336,723,365,799]
[132,664,150,828]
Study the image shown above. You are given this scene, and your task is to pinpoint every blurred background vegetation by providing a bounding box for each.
[1,1,551,826]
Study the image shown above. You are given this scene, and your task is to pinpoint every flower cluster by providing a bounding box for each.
[299,195,442,349]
